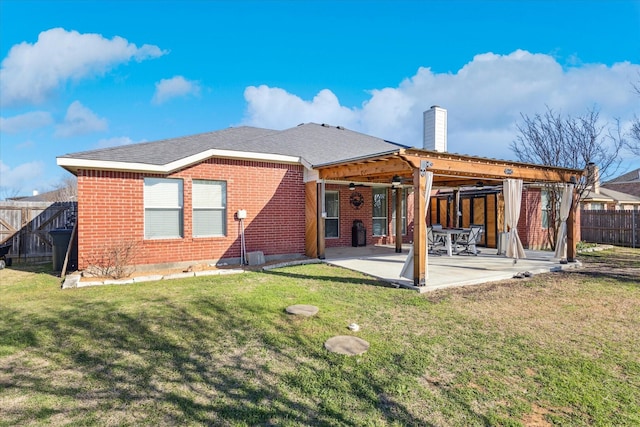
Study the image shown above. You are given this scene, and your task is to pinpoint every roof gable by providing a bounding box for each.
[57,123,405,174]
[58,126,278,166]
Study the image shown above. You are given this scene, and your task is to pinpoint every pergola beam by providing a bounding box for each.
[401,153,578,183]
[318,156,413,182]
[318,151,580,186]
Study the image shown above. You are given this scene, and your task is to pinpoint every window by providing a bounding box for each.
[325,191,339,238]
[391,188,407,235]
[541,189,550,229]
[372,187,388,236]
[193,180,227,237]
[144,178,183,239]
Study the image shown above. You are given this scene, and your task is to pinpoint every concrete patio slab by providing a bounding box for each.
[324,245,582,293]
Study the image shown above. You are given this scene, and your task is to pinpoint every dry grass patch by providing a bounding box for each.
[1,247,639,426]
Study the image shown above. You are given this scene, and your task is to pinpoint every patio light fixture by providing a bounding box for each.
[391,175,402,187]
[349,183,355,191]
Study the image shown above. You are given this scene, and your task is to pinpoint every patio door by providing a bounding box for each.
[459,194,498,248]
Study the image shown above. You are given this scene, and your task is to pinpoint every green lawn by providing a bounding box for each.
[1,248,639,426]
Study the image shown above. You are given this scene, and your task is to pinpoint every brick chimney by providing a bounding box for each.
[423,105,447,152]
[586,162,600,194]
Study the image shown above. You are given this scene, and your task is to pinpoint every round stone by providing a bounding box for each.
[285,304,319,317]
[324,335,370,356]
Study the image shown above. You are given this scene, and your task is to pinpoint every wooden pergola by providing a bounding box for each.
[305,148,584,286]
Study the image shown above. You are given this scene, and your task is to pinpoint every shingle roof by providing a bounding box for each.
[603,168,640,184]
[583,187,640,203]
[58,126,279,166]
[601,168,640,197]
[58,123,406,170]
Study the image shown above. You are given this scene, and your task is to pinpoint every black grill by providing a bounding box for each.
[352,220,366,247]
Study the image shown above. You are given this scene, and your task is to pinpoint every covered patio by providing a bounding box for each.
[307,148,585,287]
[323,245,581,293]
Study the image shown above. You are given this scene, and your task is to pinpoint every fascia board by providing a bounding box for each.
[57,149,303,173]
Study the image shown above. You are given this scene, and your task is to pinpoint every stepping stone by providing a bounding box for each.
[324,335,370,356]
[285,304,319,317]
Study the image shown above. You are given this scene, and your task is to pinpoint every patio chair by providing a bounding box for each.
[428,226,446,255]
[455,225,483,256]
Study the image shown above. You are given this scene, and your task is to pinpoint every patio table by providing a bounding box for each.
[433,228,470,256]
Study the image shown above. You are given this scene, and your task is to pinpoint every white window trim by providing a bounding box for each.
[192,180,227,238]
[325,190,340,239]
[144,177,184,239]
[372,187,388,237]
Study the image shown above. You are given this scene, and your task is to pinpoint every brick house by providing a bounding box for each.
[601,168,640,199]
[57,124,409,271]
[57,110,583,283]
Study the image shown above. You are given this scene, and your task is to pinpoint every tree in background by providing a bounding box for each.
[510,106,624,249]
[628,79,640,157]
[47,176,77,202]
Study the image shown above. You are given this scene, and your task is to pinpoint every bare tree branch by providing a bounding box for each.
[510,106,625,249]
[625,77,640,156]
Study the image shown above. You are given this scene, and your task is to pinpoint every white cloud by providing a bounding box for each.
[55,101,108,138]
[0,111,53,133]
[0,160,45,195]
[242,50,640,162]
[96,136,139,148]
[0,27,167,107]
[152,76,201,105]
[243,86,358,129]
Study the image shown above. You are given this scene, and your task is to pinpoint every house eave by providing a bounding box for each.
[57,148,305,174]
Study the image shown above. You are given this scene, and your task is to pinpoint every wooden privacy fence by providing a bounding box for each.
[580,209,639,248]
[0,201,77,262]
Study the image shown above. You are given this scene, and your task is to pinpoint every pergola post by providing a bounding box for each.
[395,187,403,253]
[566,191,578,262]
[317,181,325,259]
[413,168,426,286]
[304,181,318,258]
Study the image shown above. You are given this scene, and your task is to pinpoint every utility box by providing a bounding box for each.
[247,251,265,266]
[352,220,366,247]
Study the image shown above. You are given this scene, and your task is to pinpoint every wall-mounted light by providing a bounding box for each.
[391,175,403,187]
[349,183,355,191]
[476,181,484,188]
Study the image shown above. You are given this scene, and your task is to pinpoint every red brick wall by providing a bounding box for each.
[76,159,305,270]
[324,184,412,248]
[517,188,551,250]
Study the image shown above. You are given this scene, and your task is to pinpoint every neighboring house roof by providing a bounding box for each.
[57,123,406,174]
[582,186,640,205]
[603,168,640,184]
[8,188,76,202]
[601,168,640,197]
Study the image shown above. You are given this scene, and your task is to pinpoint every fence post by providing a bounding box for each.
[634,210,637,249]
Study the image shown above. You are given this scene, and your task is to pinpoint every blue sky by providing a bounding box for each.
[1,0,639,197]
